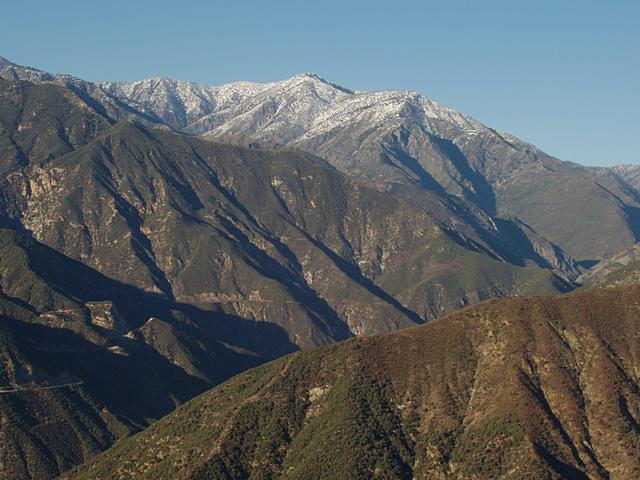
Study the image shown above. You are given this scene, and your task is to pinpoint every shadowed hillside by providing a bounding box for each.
[0,228,298,479]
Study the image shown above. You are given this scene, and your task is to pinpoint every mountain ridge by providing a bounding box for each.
[93,65,640,262]
[0,57,590,276]
[3,55,635,262]
[1,57,639,479]
[63,282,640,480]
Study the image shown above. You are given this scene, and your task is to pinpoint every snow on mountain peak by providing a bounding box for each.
[48,67,487,143]
[289,73,355,93]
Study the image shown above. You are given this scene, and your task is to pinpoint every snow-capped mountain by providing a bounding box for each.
[99,76,271,129]
[93,71,575,206]
[2,56,639,263]
[118,71,636,263]
[598,164,640,190]
[98,71,482,139]
[97,72,564,216]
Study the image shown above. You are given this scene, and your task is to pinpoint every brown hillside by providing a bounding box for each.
[66,284,640,480]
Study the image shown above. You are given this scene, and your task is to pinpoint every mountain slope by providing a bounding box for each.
[578,242,640,287]
[0,77,112,173]
[0,58,608,268]
[64,283,640,480]
[101,70,640,262]
[0,77,578,478]
[0,228,279,480]
[6,117,571,335]
[0,78,572,337]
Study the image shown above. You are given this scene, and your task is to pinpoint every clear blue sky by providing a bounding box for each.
[2,0,638,166]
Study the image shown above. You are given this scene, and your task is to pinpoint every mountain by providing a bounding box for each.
[63,283,640,480]
[0,58,592,276]
[98,71,640,263]
[0,228,273,480]
[0,57,167,128]
[0,56,55,82]
[99,76,267,130]
[2,58,636,478]
[0,77,572,335]
[0,76,575,478]
[598,164,640,190]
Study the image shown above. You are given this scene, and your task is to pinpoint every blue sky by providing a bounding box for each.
[2,0,638,166]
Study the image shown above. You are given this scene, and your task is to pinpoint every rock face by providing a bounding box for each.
[578,243,640,287]
[63,284,640,480]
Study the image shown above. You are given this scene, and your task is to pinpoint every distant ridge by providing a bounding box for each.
[2,55,633,262]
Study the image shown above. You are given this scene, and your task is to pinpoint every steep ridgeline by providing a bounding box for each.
[0,56,588,276]
[101,72,640,264]
[64,284,640,480]
[0,57,166,127]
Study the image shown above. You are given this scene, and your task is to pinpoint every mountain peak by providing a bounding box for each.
[288,72,354,94]
[294,72,323,80]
